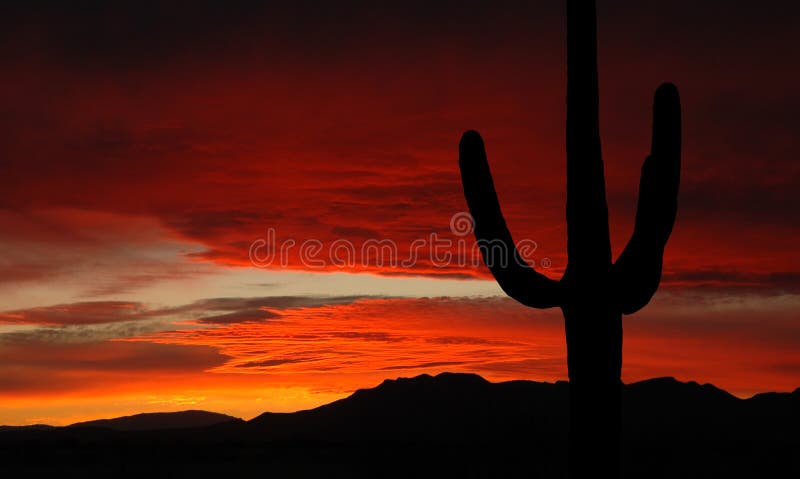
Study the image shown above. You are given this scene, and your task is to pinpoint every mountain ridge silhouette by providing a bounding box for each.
[2,373,797,431]
[1,373,797,478]
[67,409,242,431]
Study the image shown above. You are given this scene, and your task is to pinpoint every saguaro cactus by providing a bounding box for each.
[458,1,681,477]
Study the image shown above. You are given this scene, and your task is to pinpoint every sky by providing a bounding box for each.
[1,1,799,425]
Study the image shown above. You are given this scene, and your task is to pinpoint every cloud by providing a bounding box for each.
[174,295,370,312]
[235,357,321,369]
[426,336,521,347]
[195,309,281,325]
[379,361,467,371]
[0,294,376,327]
[163,295,376,324]
[330,225,382,239]
[0,320,171,345]
[329,331,406,342]
[0,301,146,326]
[123,295,800,399]
[0,208,213,304]
[662,270,800,296]
[0,340,229,393]
[126,297,568,381]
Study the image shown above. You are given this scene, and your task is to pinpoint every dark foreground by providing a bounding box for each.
[2,373,797,478]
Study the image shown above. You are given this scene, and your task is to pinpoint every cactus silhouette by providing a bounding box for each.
[458,1,680,477]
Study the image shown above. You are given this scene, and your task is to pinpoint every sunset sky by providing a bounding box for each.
[1,1,799,425]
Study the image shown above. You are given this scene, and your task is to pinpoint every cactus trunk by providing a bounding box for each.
[564,303,622,477]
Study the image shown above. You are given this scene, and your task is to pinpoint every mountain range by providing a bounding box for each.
[1,373,797,478]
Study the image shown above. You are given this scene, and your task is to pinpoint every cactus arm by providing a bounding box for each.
[613,83,682,314]
[565,0,612,277]
[459,131,562,309]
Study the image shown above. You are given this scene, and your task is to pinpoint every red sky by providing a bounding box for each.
[1,1,799,425]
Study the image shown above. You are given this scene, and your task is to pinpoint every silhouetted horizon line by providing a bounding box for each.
[3,372,797,428]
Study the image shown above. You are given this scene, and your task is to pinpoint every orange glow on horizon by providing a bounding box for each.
[2,296,797,426]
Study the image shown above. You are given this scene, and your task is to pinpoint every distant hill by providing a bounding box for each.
[1,373,797,478]
[0,424,54,432]
[248,372,571,442]
[68,410,242,431]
